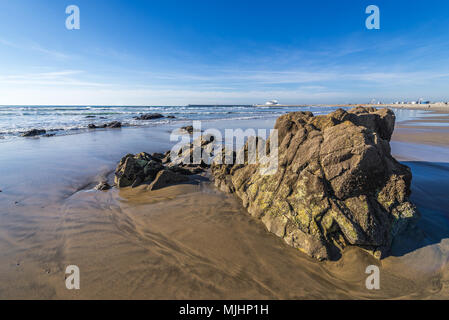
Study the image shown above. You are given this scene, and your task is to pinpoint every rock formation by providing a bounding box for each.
[114,135,216,190]
[134,113,164,120]
[211,107,419,260]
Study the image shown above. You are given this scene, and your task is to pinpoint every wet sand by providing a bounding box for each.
[0,112,449,299]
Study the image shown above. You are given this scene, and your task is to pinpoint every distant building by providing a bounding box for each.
[265,100,279,106]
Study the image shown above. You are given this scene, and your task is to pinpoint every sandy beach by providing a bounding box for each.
[0,107,448,299]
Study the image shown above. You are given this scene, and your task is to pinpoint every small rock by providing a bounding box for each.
[181,126,194,134]
[21,129,46,137]
[167,115,176,119]
[95,181,112,191]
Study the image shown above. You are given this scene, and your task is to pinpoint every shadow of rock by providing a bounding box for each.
[391,161,449,257]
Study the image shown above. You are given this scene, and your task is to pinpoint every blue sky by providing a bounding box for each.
[0,0,449,105]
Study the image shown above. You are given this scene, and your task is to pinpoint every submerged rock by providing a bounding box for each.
[134,113,164,120]
[22,129,46,137]
[88,121,122,129]
[211,107,419,261]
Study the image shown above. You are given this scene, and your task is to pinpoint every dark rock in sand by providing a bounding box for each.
[114,152,191,190]
[22,129,46,137]
[180,125,204,134]
[211,107,419,261]
[95,181,112,191]
[115,152,165,188]
[148,169,189,191]
[134,113,164,120]
[151,152,165,160]
[115,136,215,189]
[181,126,194,134]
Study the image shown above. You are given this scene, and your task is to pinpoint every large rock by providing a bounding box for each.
[114,145,206,189]
[211,107,419,260]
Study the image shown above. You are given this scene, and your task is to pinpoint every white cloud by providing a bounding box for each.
[0,38,72,60]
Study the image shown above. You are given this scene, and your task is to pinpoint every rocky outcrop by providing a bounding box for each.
[211,107,419,260]
[114,135,216,189]
[115,152,165,188]
[134,113,164,120]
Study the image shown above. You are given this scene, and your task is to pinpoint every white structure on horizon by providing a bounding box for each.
[265,100,279,106]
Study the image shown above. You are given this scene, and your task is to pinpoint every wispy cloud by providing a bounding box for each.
[0,38,72,60]
[0,70,110,87]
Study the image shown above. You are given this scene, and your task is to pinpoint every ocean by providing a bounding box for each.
[0,105,433,141]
